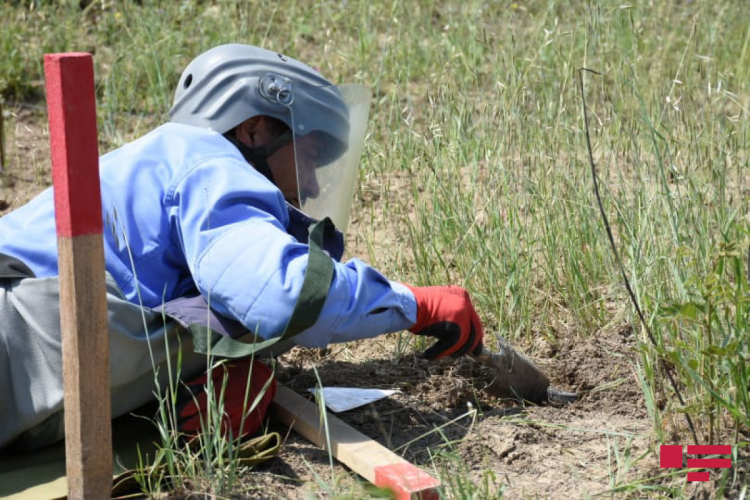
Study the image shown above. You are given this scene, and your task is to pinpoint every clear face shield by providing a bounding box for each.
[277,82,371,233]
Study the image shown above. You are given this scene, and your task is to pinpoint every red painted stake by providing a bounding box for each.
[44,52,112,498]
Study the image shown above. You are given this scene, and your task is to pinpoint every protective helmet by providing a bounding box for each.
[169,44,371,233]
[169,44,348,165]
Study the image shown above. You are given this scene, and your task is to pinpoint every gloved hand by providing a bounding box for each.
[404,284,484,360]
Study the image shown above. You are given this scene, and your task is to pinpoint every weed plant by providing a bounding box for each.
[2,0,748,496]
[108,204,275,496]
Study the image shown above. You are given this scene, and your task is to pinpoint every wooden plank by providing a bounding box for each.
[44,52,112,499]
[272,385,440,500]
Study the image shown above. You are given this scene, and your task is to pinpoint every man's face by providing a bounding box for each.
[236,116,321,209]
[268,132,323,208]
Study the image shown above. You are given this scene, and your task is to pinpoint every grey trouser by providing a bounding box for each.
[0,274,293,452]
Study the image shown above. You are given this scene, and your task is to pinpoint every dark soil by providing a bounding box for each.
[248,325,654,499]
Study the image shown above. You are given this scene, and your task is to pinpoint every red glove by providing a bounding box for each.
[405,284,484,360]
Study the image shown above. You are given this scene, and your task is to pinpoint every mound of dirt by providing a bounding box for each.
[263,328,655,498]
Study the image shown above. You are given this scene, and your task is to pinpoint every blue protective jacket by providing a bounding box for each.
[0,123,416,347]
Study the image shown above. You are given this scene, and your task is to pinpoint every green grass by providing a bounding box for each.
[2,0,748,497]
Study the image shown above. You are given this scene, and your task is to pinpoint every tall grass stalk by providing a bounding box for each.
[109,197,273,497]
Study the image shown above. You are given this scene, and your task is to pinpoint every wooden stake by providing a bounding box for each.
[272,385,441,500]
[44,52,112,499]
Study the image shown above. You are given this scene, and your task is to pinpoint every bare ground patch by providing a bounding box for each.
[254,326,655,499]
[0,105,51,214]
[2,107,669,499]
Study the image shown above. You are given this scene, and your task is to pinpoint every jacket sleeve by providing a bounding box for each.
[167,156,417,347]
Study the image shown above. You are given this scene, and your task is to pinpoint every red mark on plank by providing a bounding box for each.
[374,463,440,500]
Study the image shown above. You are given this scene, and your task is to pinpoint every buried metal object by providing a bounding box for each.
[473,337,578,405]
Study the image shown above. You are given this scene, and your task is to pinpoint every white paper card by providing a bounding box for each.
[307,387,399,413]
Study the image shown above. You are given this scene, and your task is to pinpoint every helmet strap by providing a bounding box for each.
[223,130,294,185]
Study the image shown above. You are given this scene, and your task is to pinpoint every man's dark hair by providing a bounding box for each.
[263,116,290,138]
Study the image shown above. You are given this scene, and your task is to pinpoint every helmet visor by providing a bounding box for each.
[286,84,371,233]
